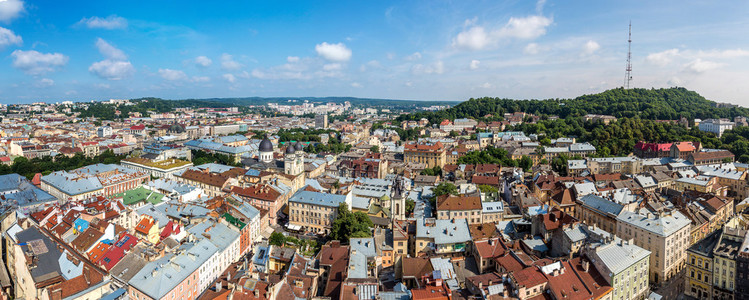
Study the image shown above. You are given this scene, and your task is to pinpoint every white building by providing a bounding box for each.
[699,118,734,137]
[187,220,241,293]
[97,126,113,137]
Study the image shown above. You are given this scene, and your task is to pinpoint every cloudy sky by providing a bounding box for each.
[1,0,748,104]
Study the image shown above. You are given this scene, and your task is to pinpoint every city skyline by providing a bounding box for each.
[1,0,749,104]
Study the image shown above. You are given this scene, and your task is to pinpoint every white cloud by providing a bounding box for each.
[323,63,343,71]
[194,56,212,67]
[96,83,110,89]
[0,0,24,23]
[0,26,21,47]
[223,73,236,83]
[89,60,135,80]
[405,52,422,61]
[221,53,243,71]
[582,40,600,55]
[480,82,493,89]
[77,15,127,29]
[192,76,210,83]
[684,58,723,73]
[470,60,480,70]
[252,56,344,80]
[498,16,552,39]
[524,43,540,55]
[535,0,547,14]
[646,48,680,66]
[315,42,352,62]
[360,60,382,72]
[158,68,188,81]
[287,56,300,63]
[453,26,489,51]
[95,38,127,60]
[89,38,133,80]
[11,50,68,75]
[696,49,749,59]
[453,16,552,50]
[412,61,444,75]
[351,82,362,88]
[37,78,54,87]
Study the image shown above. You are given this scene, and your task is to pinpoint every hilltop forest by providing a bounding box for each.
[398,87,749,162]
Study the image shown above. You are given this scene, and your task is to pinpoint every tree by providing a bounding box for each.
[429,182,458,209]
[519,155,533,172]
[405,198,415,217]
[551,155,569,176]
[369,145,380,153]
[420,166,442,176]
[449,130,460,137]
[330,203,373,242]
[269,232,286,246]
[478,184,498,194]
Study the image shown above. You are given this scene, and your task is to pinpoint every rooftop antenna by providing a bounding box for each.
[624,21,633,89]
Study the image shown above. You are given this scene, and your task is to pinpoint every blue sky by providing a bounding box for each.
[1,0,749,104]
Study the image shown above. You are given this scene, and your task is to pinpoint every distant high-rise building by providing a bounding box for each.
[97,126,112,137]
[315,114,328,129]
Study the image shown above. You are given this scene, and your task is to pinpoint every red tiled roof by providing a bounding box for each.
[98,233,138,270]
[135,217,154,235]
[437,194,482,211]
[512,266,547,288]
[494,253,525,273]
[474,238,507,259]
[231,184,282,202]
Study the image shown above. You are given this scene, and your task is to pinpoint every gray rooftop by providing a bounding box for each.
[578,194,624,216]
[590,238,650,275]
[617,210,691,237]
[416,218,471,245]
[128,240,217,299]
[289,189,349,208]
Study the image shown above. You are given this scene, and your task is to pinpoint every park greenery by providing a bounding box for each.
[330,203,374,242]
[268,232,320,256]
[191,150,242,167]
[1,150,126,180]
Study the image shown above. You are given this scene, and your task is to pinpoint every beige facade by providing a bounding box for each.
[616,210,691,284]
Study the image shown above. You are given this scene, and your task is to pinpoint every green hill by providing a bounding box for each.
[397,87,747,124]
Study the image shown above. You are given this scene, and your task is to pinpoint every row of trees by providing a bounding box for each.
[455,147,533,171]
[191,150,241,167]
[2,150,126,180]
[276,128,339,142]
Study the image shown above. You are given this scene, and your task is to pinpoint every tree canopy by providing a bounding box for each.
[330,203,373,242]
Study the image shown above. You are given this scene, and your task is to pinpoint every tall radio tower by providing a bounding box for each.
[624,21,633,89]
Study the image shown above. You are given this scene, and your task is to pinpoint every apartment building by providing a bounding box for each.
[288,190,352,234]
[435,194,483,224]
[404,141,446,169]
[616,209,692,283]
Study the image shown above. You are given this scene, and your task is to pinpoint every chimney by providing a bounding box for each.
[215,282,222,292]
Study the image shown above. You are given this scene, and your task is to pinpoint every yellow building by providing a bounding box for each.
[268,246,296,273]
[404,141,446,169]
[686,230,719,299]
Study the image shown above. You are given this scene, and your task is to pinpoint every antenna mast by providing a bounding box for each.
[624,21,632,89]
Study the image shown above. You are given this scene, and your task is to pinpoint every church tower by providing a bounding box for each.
[284,143,296,175]
[294,142,305,175]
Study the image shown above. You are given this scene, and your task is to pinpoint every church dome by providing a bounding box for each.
[169,124,185,133]
[259,138,273,152]
[295,141,305,152]
[285,144,296,154]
